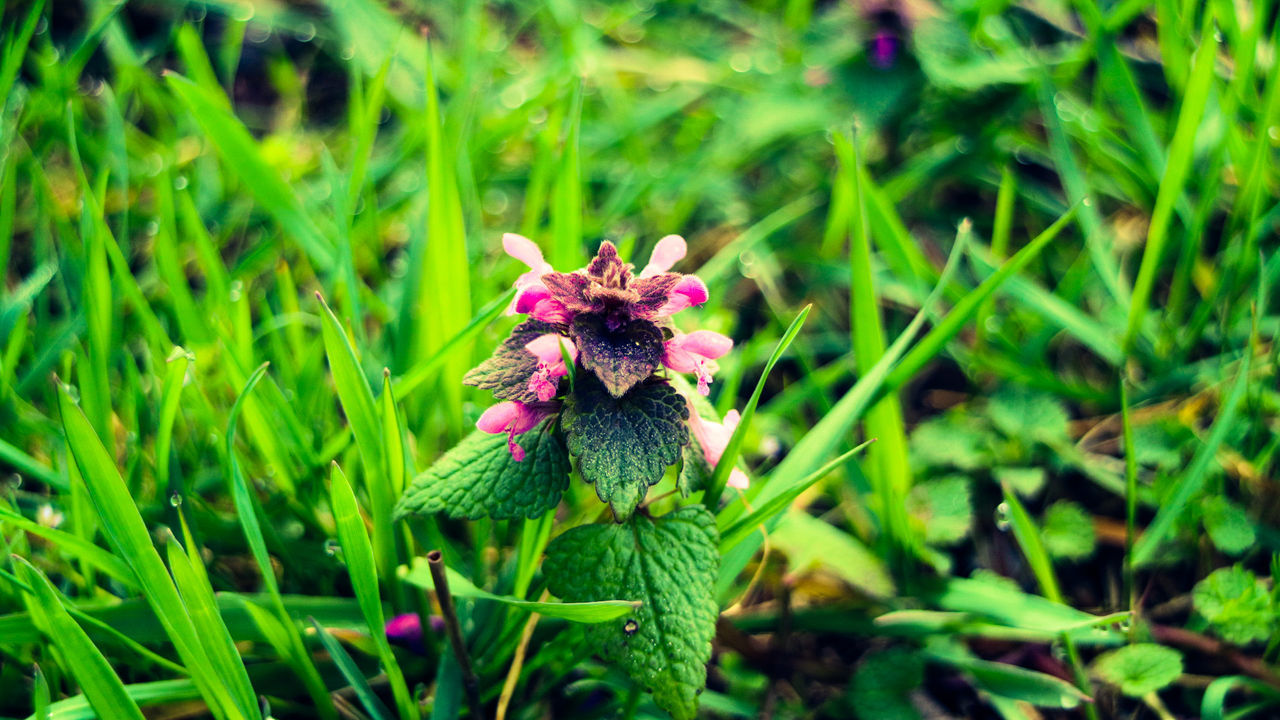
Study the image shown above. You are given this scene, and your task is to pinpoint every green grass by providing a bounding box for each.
[2,1,1279,718]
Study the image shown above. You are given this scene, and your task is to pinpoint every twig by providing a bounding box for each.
[428,550,486,720]
[1150,624,1280,690]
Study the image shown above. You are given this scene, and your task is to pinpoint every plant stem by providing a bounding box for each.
[428,549,485,720]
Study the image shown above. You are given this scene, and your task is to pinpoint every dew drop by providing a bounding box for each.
[1269,126,1280,142]
[324,539,342,558]
[174,175,189,191]
[229,279,243,303]
[1059,693,1081,709]
[295,22,317,43]
[232,3,254,21]
[995,502,1011,531]
[9,474,23,490]
[169,492,184,507]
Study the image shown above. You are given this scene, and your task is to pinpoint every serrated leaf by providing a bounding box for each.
[906,476,972,546]
[909,417,990,471]
[544,507,719,720]
[1041,500,1096,561]
[849,648,923,720]
[1202,497,1255,556]
[562,375,688,520]
[994,466,1046,497]
[1192,566,1275,645]
[393,420,570,521]
[570,315,665,397]
[988,385,1069,442]
[1091,644,1183,696]
[463,320,559,403]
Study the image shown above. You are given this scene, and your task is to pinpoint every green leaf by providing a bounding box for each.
[394,420,570,521]
[1041,501,1097,561]
[570,315,665,398]
[909,417,990,471]
[988,385,1069,443]
[993,467,1046,497]
[849,648,923,720]
[463,320,559,403]
[926,642,1091,709]
[562,376,689,521]
[906,476,972,547]
[1201,497,1255,556]
[1192,566,1275,645]
[544,507,719,720]
[1091,644,1183,697]
[400,558,637,622]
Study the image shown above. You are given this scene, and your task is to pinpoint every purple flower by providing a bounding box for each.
[525,333,578,402]
[476,400,558,461]
[662,330,733,395]
[385,613,444,655]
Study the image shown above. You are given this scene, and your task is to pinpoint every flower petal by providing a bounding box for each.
[477,402,521,434]
[639,235,687,277]
[525,333,574,365]
[503,233,547,271]
[727,468,750,490]
[680,330,733,360]
[657,274,709,316]
[514,284,551,314]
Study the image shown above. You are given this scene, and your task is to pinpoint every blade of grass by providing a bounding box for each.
[13,556,146,720]
[164,73,335,272]
[309,619,394,720]
[56,380,245,720]
[551,78,584,268]
[224,364,337,720]
[1124,9,1218,353]
[401,558,638,622]
[317,294,399,604]
[882,205,1077,393]
[702,304,809,511]
[999,489,1099,719]
[164,533,260,720]
[842,130,916,572]
[328,462,417,720]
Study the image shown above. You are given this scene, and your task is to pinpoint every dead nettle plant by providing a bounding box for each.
[395,234,747,719]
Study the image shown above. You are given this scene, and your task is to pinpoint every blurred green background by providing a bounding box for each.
[1,0,1278,718]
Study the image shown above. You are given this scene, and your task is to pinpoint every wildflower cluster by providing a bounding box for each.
[464,234,739,519]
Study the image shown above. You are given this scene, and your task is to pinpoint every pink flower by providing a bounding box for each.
[689,407,750,490]
[663,330,732,395]
[525,333,577,401]
[477,400,557,461]
[652,275,709,318]
[639,235,687,278]
[514,284,575,324]
[503,233,554,315]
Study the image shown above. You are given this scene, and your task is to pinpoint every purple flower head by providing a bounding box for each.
[478,233,730,461]
[385,613,444,655]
